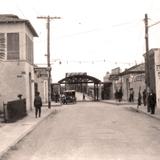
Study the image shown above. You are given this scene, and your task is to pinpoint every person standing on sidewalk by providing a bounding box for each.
[137,89,142,111]
[148,89,156,114]
[34,92,42,118]
[142,89,147,106]
[118,87,123,102]
[83,93,85,101]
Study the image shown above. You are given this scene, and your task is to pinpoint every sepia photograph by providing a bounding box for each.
[0,0,160,159]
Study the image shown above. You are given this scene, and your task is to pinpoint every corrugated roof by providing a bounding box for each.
[0,14,38,37]
[59,74,101,84]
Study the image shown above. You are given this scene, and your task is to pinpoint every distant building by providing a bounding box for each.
[34,67,48,103]
[0,14,38,111]
[109,67,122,99]
[107,64,145,101]
[103,72,111,82]
[119,63,145,101]
[102,72,112,99]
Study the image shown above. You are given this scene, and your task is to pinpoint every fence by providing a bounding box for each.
[3,99,27,123]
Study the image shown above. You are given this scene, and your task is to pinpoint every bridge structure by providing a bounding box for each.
[58,73,102,101]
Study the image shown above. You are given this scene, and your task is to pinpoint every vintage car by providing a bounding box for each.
[61,90,76,104]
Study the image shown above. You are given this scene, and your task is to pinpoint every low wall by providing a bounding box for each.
[4,99,27,123]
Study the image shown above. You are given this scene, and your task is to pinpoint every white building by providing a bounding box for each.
[0,14,38,111]
[34,67,48,103]
[147,49,160,108]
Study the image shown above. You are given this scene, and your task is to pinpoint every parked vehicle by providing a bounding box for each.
[62,90,76,104]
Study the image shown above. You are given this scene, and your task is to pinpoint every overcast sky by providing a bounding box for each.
[1,0,160,82]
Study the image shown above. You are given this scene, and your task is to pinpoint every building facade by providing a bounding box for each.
[34,67,48,104]
[146,48,160,108]
[108,64,145,101]
[0,14,38,111]
[120,63,145,101]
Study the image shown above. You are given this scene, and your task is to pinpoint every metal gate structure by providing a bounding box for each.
[58,73,101,101]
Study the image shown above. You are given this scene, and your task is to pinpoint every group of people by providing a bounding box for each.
[34,87,157,118]
[115,87,157,114]
[136,88,156,114]
[114,87,123,102]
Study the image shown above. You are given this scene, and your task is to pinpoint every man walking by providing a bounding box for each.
[34,92,42,118]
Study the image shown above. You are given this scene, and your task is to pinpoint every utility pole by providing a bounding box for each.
[144,13,150,90]
[37,15,61,109]
[144,14,160,91]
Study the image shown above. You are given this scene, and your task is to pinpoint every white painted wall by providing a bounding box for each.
[0,22,36,111]
[154,49,160,108]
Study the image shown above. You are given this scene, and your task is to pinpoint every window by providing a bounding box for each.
[26,34,33,64]
[0,33,5,61]
[7,33,19,60]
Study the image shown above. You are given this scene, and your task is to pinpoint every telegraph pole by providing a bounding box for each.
[37,16,61,109]
[144,14,160,91]
[144,13,150,90]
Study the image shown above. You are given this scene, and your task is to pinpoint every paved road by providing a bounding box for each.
[1,102,160,160]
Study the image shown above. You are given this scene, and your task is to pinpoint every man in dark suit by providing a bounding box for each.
[34,92,42,118]
[148,89,156,114]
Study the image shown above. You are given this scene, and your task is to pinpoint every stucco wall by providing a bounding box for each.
[154,49,160,108]
[0,22,36,111]
[121,74,145,102]
[0,61,34,111]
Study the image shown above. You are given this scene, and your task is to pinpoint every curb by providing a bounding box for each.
[129,106,160,121]
[101,100,160,121]
[0,108,56,159]
[101,100,136,106]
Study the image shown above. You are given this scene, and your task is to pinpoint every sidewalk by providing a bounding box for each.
[101,99,160,120]
[0,103,61,159]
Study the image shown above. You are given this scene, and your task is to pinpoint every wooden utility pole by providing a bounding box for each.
[144,13,150,90]
[37,16,61,108]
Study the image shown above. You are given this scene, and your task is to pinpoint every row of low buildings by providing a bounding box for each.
[102,63,145,101]
[0,14,49,112]
[103,48,160,109]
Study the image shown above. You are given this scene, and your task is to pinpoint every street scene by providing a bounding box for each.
[1,0,160,160]
[1,99,160,160]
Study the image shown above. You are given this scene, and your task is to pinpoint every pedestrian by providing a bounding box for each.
[129,89,134,102]
[55,92,59,103]
[118,87,123,102]
[83,93,85,100]
[137,90,142,111]
[114,89,118,102]
[142,89,147,106]
[131,89,134,102]
[34,91,42,118]
[148,89,156,114]
[61,93,67,104]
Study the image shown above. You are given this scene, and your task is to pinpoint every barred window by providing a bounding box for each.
[7,33,19,60]
[0,33,5,61]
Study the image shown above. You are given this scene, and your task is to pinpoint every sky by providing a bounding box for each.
[1,0,160,82]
